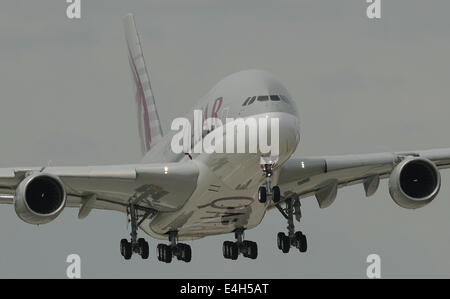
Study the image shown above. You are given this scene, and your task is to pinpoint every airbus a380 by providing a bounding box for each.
[1,14,448,263]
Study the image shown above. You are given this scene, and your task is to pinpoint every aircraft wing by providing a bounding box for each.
[0,161,199,216]
[277,148,450,209]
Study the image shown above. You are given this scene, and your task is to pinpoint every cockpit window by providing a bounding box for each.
[280,95,289,102]
[270,95,281,101]
[243,95,287,106]
[257,96,269,102]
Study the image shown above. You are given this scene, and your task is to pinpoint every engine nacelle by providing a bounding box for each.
[14,173,66,225]
[389,157,440,209]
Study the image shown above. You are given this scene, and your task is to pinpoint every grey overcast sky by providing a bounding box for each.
[1,0,450,278]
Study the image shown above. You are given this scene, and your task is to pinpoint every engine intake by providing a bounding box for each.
[14,173,66,224]
[389,157,440,209]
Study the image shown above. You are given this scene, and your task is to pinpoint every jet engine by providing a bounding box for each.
[389,157,440,209]
[14,173,66,224]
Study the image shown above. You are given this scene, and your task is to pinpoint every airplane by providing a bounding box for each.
[0,13,448,263]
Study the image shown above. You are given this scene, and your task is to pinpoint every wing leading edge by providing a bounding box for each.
[0,161,199,215]
[277,148,450,209]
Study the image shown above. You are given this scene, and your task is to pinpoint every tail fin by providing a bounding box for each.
[123,14,163,155]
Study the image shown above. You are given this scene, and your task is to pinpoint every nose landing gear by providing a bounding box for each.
[258,163,281,204]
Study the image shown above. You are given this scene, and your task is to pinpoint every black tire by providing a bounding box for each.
[138,238,149,259]
[162,244,172,263]
[123,240,132,260]
[272,186,281,203]
[281,235,290,254]
[242,240,257,259]
[157,244,163,261]
[258,186,267,203]
[296,232,307,253]
[120,238,128,257]
[230,242,239,260]
[222,242,227,258]
[277,232,285,250]
[179,243,192,263]
[242,240,251,258]
[177,245,183,261]
[248,241,258,260]
[161,245,167,262]
[223,241,233,259]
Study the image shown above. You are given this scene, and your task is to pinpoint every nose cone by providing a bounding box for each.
[259,112,300,166]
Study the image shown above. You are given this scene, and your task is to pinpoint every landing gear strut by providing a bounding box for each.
[258,164,281,204]
[120,202,155,260]
[223,228,258,260]
[275,195,307,253]
[157,231,192,263]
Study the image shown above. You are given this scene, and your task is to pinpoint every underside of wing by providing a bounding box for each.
[0,161,199,223]
[277,148,450,210]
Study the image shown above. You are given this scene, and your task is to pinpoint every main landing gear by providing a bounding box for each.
[275,195,307,254]
[120,202,154,260]
[157,231,192,263]
[258,164,281,204]
[223,228,258,260]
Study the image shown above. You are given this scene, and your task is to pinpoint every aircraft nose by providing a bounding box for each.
[259,112,300,165]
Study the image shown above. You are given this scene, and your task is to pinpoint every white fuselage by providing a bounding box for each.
[141,70,300,239]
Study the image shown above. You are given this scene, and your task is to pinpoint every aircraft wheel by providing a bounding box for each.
[138,238,149,259]
[120,238,127,257]
[272,186,281,203]
[258,186,267,203]
[230,242,239,260]
[163,244,172,263]
[280,234,290,254]
[178,243,192,263]
[223,241,233,259]
[277,232,285,250]
[157,244,172,263]
[157,244,162,261]
[295,231,307,253]
[121,239,132,260]
[243,240,258,260]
